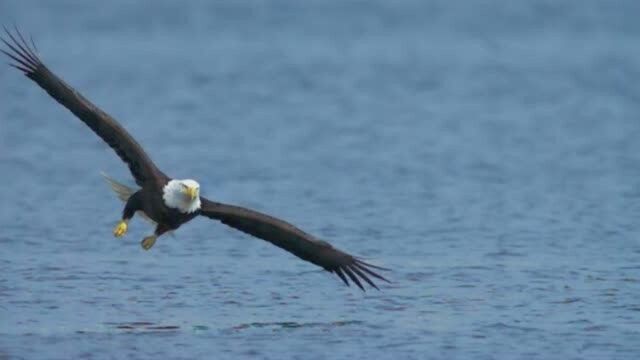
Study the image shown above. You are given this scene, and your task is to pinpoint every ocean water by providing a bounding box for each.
[1,1,639,359]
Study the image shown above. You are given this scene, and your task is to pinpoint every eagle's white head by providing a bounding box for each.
[163,179,201,213]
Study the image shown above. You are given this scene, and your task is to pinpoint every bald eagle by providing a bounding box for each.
[1,28,388,291]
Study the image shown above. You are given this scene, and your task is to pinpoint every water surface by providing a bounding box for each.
[1,1,640,359]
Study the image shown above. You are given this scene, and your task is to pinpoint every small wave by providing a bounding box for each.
[481,322,540,333]
[103,321,180,332]
[228,320,364,332]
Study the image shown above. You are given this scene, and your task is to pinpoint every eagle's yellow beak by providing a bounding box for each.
[184,186,198,201]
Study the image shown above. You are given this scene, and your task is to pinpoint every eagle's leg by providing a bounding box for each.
[113,220,128,237]
[113,191,143,238]
[141,224,170,250]
[140,235,156,250]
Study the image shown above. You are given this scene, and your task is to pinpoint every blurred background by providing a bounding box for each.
[1,1,639,359]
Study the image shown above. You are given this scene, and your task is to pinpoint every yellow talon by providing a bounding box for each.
[113,220,128,237]
[141,235,157,250]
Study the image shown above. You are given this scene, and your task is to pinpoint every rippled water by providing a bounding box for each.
[1,1,640,359]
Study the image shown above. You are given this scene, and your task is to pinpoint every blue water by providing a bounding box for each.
[1,1,640,359]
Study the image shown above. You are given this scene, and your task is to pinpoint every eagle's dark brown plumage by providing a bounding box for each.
[1,27,389,291]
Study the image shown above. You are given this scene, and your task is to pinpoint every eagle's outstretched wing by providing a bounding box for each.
[0,27,167,188]
[199,198,389,291]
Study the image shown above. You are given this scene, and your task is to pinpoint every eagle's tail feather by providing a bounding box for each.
[101,171,136,202]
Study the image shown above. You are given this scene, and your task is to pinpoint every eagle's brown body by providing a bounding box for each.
[123,188,198,236]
